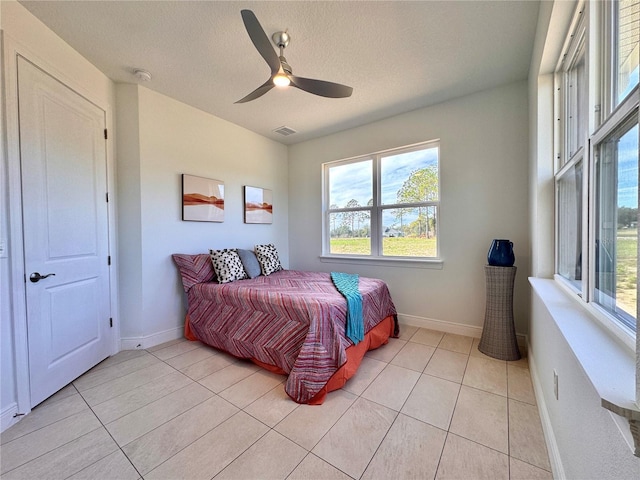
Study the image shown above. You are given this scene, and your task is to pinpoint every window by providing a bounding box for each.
[323,141,440,260]
[554,0,639,336]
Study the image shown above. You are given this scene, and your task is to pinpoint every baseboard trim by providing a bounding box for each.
[398,313,483,338]
[397,313,527,346]
[1,403,19,433]
[528,343,566,479]
[120,325,184,351]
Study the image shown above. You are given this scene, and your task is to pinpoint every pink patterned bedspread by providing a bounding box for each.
[186,270,397,403]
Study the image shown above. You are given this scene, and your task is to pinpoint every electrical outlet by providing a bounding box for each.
[553,369,559,400]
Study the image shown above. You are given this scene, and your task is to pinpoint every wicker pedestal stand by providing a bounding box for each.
[478,265,521,361]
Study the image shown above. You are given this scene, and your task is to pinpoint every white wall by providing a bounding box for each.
[1,1,117,430]
[117,85,289,348]
[288,82,531,336]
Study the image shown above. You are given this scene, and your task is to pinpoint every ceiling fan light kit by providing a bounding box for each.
[236,9,353,103]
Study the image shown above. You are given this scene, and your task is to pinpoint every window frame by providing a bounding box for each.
[554,0,639,342]
[322,140,441,263]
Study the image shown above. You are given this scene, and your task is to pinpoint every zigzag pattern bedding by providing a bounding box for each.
[186,270,397,403]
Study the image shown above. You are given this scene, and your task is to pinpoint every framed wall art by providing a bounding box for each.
[182,174,225,222]
[244,186,273,224]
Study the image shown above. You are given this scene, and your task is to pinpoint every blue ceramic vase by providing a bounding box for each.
[488,239,515,267]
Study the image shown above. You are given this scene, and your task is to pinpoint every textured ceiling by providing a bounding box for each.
[19,1,540,145]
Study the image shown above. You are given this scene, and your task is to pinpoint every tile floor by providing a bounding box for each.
[0,327,552,479]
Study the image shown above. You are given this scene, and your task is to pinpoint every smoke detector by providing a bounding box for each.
[133,69,152,82]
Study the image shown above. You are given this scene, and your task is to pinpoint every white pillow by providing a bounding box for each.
[209,249,248,284]
[254,244,283,276]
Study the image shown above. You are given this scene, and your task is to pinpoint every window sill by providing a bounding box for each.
[529,277,639,457]
[319,255,444,270]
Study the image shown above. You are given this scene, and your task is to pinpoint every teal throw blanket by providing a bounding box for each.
[331,272,364,345]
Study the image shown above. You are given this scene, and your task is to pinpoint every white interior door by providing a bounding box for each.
[17,57,112,407]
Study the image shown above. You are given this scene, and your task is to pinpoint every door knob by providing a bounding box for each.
[30,272,56,283]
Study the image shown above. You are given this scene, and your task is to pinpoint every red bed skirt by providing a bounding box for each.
[184,314,395,404]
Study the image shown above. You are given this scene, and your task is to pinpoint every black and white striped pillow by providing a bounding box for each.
[254,244,283,276]
[209,249,248,284]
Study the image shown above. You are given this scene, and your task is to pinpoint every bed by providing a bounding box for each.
[174,254,398,404]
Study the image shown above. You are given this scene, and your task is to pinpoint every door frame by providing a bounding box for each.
[2,33,120,423]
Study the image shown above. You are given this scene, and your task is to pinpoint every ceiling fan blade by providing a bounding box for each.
[235,78,275,104]
[289,75,353,98]
[241,10,280,76]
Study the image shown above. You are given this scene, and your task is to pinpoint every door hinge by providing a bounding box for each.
[107,256,111,266]
[104,129,108,140]
[109,318,113,328]
[106,192,109,203]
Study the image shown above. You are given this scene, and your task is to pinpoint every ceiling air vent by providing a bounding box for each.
[273,126,297,136]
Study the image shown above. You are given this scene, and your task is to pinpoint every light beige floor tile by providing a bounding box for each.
[106,381,213,446]
[67,450,139,480]
[342,356,387,396]
[509,353,530,369]
[435,433,509,480]
[312,397,396,479]
[216,429,307,479]
[92,370,193,424]
[423,348,469,383]
[390,341,435,372]
[198,361,260,393]
[0,410,102,474]
[365,338,406,362]
[361,363,420,411]
[73,352,161,392]
[180,351,236,380]
[274,389,357,451]
[163,344,216,370]
[509,399,551,471]
[462,355,508,396]
[79,362,175,406]
[144,411,268,480]
[219,370,285,409]
[91,349,147,371]
[287,453,351,480]
[409,328,444,347]
[449,385,508,454]
[123,395,238,475]
[1,427,117,480]
[150,339,201,361]
[510,457,553,479]
[244,384,299,427]
[396,324,418,341]
[401,374,460,430]
[1,393,89,444]
[507,363,536,404]
[438,333,474,354]
[146,338,186,352]
[362,413,446,480]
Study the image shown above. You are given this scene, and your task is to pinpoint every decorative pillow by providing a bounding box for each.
[237,249,262,279]
[209,249,248,284]
[172,254,216,292]
[254,244,283,276]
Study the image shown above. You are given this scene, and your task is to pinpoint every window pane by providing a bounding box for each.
[329,211,371,255]
[557,161,583,287]
[381,146,438,205]
[595,121,638,330]
[328,160,372,208]
[615,0,639,105]
[567,45,587,158]
[381,206,437,257]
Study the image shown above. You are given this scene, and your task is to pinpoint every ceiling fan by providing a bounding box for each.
[235,9,353,103]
